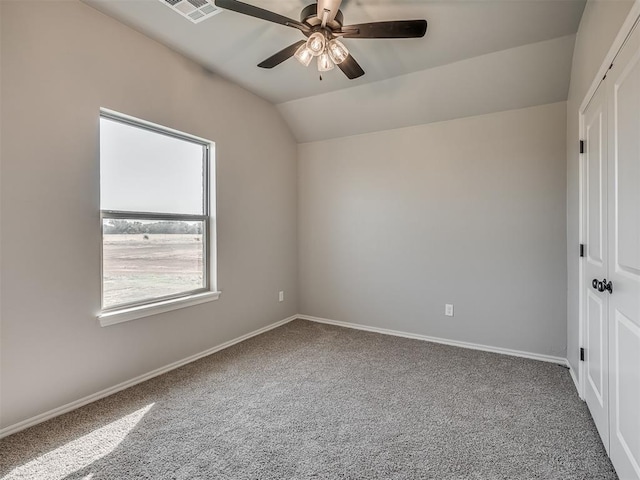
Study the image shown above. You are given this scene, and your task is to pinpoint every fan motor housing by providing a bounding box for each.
[300,4,343,30]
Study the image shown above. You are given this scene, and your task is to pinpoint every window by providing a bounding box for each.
[99,110,217,325]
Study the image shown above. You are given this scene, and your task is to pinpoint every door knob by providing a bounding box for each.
[592,278,613,294]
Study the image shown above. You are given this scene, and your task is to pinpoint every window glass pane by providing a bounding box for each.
[100,117,205,215]
[102,219,205,309]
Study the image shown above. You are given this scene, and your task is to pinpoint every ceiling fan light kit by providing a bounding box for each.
[214,0,427,80]
[295,34,347,72]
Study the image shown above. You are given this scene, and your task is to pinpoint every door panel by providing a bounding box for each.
[614,312,640,478]
[587,291,605,402]
[586,101,605,266]
[586,289,608,442]
[607,20,640,480]
[583,82,610,452]
[615,44,640,276]
[587,291,605,403]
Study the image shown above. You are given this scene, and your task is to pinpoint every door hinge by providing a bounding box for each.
[580,244,585,257]
[580,140,584,154]
[580,347,585,361]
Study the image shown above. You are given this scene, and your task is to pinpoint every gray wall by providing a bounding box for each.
[299,102,567,358]
[565,0,634,373]
[0,1,298,429]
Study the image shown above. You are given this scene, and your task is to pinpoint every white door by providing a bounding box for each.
[606,20,640,480]
[583,82,610,450]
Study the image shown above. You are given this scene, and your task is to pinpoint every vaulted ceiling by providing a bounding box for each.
[84,0,586,141]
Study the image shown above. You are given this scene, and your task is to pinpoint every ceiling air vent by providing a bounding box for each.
[159,0,222,24]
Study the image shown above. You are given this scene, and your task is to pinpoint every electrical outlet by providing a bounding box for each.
[279,291,284,302]
[445,304,454,317]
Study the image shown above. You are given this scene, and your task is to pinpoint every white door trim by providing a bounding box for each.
[578,2,640,115]
[576,0,640,400]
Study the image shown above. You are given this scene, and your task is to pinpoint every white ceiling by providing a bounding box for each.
[83,0,585,141]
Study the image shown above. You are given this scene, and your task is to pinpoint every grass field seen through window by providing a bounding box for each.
[102,233,204,308]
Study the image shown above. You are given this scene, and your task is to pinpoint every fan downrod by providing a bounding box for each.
[300,4,343,32]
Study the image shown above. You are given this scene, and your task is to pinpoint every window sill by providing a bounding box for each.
[98,291,221,327]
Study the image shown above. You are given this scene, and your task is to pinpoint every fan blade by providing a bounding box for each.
[337,54,365,80]
[214,0,310,33]
[258,40,306,69]
[339,20,427,39]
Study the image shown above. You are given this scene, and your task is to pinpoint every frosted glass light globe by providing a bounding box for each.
[294,43,313,66]
[317,51,335,71]
[328,39,349,64]
[306,32,326,57]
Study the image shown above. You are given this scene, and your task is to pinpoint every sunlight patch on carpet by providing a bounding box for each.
[3,404,154,480]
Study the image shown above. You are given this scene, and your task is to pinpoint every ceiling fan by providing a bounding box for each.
[214,0,427,79]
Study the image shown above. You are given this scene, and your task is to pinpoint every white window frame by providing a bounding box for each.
[97,109,219,327]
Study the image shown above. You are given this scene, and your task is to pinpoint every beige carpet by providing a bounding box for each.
[0,319,616,479]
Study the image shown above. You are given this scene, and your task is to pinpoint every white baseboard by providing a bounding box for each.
[298,314,569,366]
[0,315,298,439]
[1,313,571,439]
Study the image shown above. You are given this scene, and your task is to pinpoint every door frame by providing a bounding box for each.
[577,1,640,400]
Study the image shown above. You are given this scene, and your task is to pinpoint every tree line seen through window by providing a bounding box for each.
[104,219,203,235]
